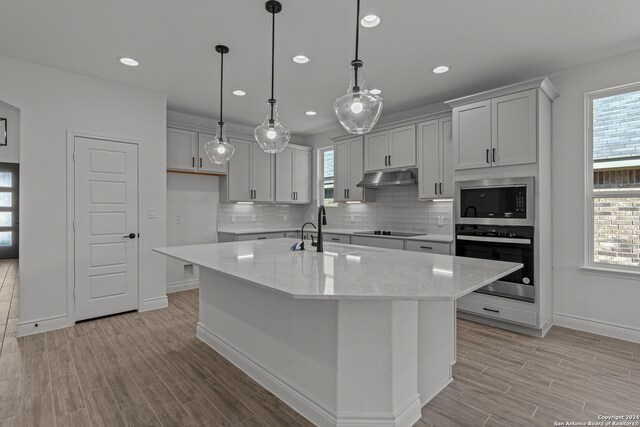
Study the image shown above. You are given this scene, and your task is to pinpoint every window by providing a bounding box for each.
[587,84,640,269]
[320,147,337,207]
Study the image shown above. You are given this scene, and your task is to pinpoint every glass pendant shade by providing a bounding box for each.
[254,100,291,153]
[204,122,235,164]
[334,64,383,134]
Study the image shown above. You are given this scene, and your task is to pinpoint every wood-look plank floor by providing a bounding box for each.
[1,258,639,426]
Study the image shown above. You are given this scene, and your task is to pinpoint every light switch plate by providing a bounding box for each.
[176,214,183,224]
[437,215,444,226]
[350,214,355,222]
[230,215,235,223]
[283,213,288,221]
[251,214,256,222]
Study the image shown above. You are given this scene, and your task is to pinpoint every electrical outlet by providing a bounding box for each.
[176,214,183,224]
[230,215,235,223]
[183,264,194,277]
[350,214,355,222]
[437,215,444,226]
[311,214,315,221]
[251,214,256,222]
[283,213,288,221]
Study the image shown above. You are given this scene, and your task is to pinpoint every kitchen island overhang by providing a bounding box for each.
[155,239,522,427]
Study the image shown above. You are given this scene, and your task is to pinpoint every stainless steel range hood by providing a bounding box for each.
[356,168,418,188]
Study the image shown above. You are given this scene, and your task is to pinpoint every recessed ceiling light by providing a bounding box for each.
[370,89,382,95]
[118,57,139,67]
[292,55,310,64]
[232,90,246,96]
[305,111,317,116]
[360,14,381,28]
[433,65,450,74]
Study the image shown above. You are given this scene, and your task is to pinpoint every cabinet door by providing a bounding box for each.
[492,89,537,166]
[275,147,294,203]
[440,117,454,198]
[167,128,197,171]
[227,139,251,202]
[293,148,311,203]
[251,143,275,202]
[334,141,349,202]
[197,133,227,174]
[364,131,389,172]
[348,137,364,201]
[453,100,492,170]
[417,120,440,199]
[388,125,416,168]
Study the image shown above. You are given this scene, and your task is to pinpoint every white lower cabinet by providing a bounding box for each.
[350,236,404,250]
[457,293,538,327]
[404,240,451,255]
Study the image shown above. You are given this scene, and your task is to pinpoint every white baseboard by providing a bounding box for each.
[16,314,73,337]
[196,322,421,427]
[553,313,640,344]
[140,296,168,311]
[166,280,199,294]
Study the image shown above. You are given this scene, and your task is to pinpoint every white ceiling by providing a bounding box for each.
[1,0,640,136]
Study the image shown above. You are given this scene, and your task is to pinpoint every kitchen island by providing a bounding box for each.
[154,239,521,427]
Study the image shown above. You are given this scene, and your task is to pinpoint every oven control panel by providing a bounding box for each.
[455,224,534,239]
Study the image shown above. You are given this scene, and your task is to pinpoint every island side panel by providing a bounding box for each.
[418,300,456,406]
[196,267,339,424]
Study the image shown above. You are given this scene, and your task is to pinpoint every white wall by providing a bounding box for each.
[549,49,640,341]
[0,55,167,336]
[166,172,219,291]
[0,101,19,163]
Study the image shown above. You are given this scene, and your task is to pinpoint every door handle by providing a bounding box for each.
[492,148,496,163]
[486,149,490,163]
[123,233,136,239]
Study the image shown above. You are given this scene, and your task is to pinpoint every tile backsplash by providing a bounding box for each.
[218,186,453,236]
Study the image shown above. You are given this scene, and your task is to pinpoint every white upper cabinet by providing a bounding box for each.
[364,124,416,172]
[197,133,227,174]
[224,139,274,203]
[275,146,311,204]
[491,90,537,166]
[418,116,453,200]
[334,137,370,202]
[167,128,197,171]
[250,142,274,202]
[452,100,492,170]
[452,89,537,170]
[227,139,252,202]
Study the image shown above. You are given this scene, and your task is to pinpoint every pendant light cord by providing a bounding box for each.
[219,50,224,131]
[355,0,360,61]
[353,0,361,88]
[270,9,276,121]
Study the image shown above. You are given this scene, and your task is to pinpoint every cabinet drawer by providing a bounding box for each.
[324,233,350,244]
[457,296,537,326]
[285,231,299,239]
[350,236,404,250]
[237,232,285,242]
[405,240,450,255]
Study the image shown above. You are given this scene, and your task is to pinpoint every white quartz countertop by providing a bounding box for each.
[217,227,453,243]
[154,238,520,301]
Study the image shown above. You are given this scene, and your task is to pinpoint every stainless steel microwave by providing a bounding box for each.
[455,177,535,226]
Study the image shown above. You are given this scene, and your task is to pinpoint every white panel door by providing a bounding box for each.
[440,117,454,198]
[293,148,311,203]
[227,139,251,202]
[418,120,439,199]
[491,89,537,166]
[275,147,294,203]
[348,137,364,201]
[74,137,138,321]
[453,100,492,170]
[388,125,416,169]
[364,131,389,172]
[251,143,274,202]
[334,141,349,202]
[167,128,196,171]
[197,133,227,174]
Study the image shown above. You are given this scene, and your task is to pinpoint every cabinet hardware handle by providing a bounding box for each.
[483,307,500,313]
[486,149,490,163]
[331,238,340,241]
[257,237,267,240]
[388,155,391,166]
[384,155,388,166]
[439,182,442,194]
[434,183,437,195]
[192,157,195,167]
[420,246,433,250]
[347,189,350,198]
[295,192,298,200]
[200,158,203,168]
[492,148,496,163]
[254,190,257,199]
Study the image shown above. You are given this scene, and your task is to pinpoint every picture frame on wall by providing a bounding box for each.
[0,118,6,146]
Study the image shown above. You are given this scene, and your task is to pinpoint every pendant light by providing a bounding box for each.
[334,0,383,134]
[204,45,235,164]
[254,0,291,153]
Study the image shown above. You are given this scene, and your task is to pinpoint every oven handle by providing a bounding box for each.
[456,235,531,245]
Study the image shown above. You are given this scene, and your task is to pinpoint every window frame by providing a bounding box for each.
[585,82,640,272]
[318,146,337,208]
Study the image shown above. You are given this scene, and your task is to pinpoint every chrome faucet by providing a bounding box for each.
[313,205,327,253]
[300,222,316,251]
